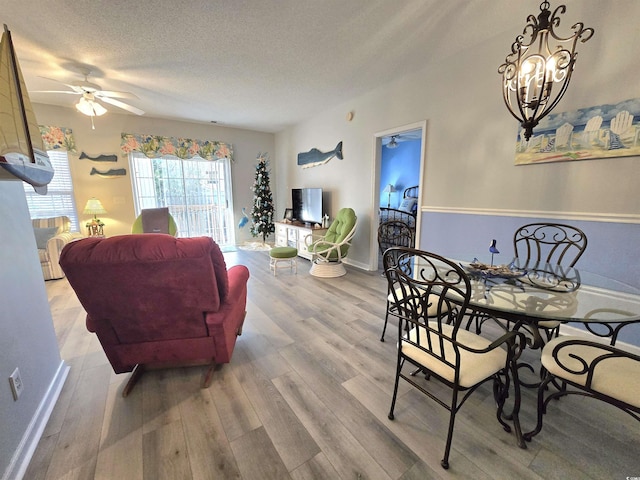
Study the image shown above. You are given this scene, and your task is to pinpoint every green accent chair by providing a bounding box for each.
[132,207,178,236]
[306,207,357,277]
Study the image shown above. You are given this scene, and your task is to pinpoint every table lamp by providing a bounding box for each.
[489,239,499,266]
[383,184,396,208]
[83,197,107,237]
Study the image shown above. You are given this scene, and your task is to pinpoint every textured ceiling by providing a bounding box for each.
[1,0,529,132]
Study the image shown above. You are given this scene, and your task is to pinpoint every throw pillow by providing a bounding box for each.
[398,197,417,213]
[33,227,59,249]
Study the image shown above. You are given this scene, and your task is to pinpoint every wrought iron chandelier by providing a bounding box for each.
[498,2,594,141]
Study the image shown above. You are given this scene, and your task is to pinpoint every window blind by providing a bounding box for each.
[23,150,80,231]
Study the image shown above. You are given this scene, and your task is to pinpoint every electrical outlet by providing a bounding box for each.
[9,367,23,401]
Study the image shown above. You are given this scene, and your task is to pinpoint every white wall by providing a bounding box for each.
[34,104,275,244]
[0,182,66,478]
[275,0,640,270]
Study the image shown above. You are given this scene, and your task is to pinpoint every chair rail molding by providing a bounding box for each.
[422,206,640,224]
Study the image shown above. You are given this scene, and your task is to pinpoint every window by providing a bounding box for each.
[23,150,80,231]
[129,152,235,246]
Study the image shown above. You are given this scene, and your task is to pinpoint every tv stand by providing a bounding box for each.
[275,221,328,261]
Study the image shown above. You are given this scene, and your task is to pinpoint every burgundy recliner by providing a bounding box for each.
[59,234,249,396]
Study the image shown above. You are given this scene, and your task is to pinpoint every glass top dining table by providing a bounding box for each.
[450,256,640,332]
[446,255,640,448]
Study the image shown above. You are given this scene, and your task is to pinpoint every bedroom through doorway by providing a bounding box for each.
[372,121,426,271]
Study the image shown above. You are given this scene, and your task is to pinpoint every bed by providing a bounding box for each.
[378,185,418,248]
[379,185,418,229]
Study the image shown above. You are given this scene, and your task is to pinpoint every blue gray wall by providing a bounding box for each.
[380,139,421,209]
[421,211,640,345]
[421,212,639,289]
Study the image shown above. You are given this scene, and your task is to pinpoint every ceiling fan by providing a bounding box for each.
[383,130,422,148]
[32,70,144,128]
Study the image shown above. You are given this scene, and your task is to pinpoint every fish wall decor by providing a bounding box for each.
[297,141,342,168]
[90,167,126,178]
[79,152,118,162]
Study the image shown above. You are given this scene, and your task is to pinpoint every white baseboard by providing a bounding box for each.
[344,257,370,271]
[2,360,70,480]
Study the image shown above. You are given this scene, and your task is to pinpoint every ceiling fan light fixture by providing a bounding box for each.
[76,96,107,117]
[387,135,399,149]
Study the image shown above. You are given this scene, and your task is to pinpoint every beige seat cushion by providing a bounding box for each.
[537,320,560,329]
[542,336,640,409]
[401,322,507,388]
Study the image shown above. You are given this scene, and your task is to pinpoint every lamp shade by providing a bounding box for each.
[76,96,107,117]
[383,184,396,194]
[83,198,107,216]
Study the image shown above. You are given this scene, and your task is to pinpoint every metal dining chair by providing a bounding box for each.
[378,220,415,341]
[513,222,588,269]
[524,326,640,443]
[472,223,588,338]
[384,247,525,469]
[512,223,588,339]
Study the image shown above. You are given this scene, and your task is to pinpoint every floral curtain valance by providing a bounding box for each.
[120,133,233,161]
[39,125,77,153]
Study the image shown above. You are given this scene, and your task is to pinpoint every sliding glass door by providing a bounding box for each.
[129,152,235,246]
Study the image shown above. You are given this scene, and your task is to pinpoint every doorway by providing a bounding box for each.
[371,120,427,271]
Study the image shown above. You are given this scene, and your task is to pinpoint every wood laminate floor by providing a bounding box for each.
[25,248,639,479]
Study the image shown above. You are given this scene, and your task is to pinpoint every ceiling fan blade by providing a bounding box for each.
[99,96,145,115]
[38,76,64,83]
[30,90,82,95]
[37,76,85,93]
[96,90,139,100]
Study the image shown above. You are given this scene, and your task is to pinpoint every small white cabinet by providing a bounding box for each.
[275,222,328,260]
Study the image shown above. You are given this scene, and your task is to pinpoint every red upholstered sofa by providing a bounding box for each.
[59,234,249,395]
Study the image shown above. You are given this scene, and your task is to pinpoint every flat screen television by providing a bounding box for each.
[292,188,323,224]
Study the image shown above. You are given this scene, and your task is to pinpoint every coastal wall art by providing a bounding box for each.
[90,167,126,178]
[297,141,342,168]
[79,152,118,162]
[515,97,640,165]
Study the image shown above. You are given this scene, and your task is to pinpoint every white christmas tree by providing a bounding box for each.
[249,152,275,243]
